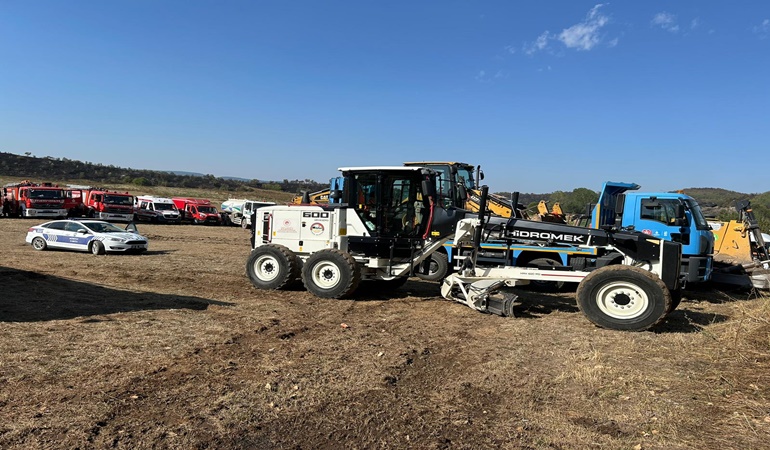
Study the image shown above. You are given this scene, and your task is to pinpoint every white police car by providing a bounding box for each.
[26,219,149,255]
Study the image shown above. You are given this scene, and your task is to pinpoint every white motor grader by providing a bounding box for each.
[246,166,682,331]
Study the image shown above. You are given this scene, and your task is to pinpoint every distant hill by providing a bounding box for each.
[0,152,324,194]
[168,170,251,181]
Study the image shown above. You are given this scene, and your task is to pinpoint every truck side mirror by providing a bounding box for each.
[422,179,436,199]
[457,185,468,201]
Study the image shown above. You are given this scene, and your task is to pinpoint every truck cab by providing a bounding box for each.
[592,181,714,284]
[172,197,222,225]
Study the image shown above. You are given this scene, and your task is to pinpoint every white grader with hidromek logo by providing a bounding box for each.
[245,166,683,331]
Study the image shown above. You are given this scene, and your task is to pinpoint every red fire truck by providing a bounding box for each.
[171,197,223,225]
[83,188,135,222]
[2,181,67,218]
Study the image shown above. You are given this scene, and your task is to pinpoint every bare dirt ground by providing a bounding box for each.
[1,218,769,449]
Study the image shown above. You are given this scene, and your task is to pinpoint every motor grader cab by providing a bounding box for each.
[710,201,770,289]
[247,166,466,298]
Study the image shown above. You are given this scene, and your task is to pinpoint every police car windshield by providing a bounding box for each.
[83,222,125,233]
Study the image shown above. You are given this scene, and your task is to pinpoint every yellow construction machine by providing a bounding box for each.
[293,161,564,222]
[709,201,770,289]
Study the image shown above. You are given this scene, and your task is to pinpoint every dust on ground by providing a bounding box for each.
[1,219,769,449]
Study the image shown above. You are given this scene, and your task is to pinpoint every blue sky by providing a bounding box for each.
[1,1,769,194]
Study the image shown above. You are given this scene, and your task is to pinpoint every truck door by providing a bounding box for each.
[638,198,689,244]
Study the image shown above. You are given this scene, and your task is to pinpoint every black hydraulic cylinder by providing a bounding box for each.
[473,186,489,251]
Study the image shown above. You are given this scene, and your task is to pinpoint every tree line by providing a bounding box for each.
[2,152,767,230]
[0,152,327,194]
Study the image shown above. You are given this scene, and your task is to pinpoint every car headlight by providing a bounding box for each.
[107,237,126,243]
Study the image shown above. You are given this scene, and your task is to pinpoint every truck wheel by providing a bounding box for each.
[90,241,106,255]
[416,253,449,282]
[576,265,671,331]
[246,244,300,290]
[31,237,47,251]
[525,257,565,292]
[242,220,250,230]
[302,249,361,298]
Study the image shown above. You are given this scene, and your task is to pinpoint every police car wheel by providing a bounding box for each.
[90,241,106,255]
[32,237,47,251]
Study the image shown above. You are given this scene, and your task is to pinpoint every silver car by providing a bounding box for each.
[26,220,148,255]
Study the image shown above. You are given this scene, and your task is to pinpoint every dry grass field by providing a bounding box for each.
[1,214,769,449]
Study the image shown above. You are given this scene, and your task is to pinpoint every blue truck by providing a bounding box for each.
[442,181,714,289]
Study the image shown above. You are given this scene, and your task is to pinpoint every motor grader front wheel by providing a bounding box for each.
[302,249,361,299]
[576,265,671,331]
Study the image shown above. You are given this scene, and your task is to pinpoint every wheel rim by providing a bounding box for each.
[91,243,100,254]
[595,281,649,320]
[253,254,281,282]
[33,238,45,250]
[310,261,341,290]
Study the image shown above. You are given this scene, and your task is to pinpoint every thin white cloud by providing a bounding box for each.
[651,12,679,33]
[558,4,610,51]
[522,4,613,55]
[753,18,770,38]
[690,18,700,30]
[524,31,552,55]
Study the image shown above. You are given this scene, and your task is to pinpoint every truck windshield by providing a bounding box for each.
[105,194,134,205]
[198,206,217,214]
[155,203,176,211]
[685,199,710,231]
[29,189,63,199]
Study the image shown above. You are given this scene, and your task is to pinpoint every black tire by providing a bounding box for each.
[246,244,300,290]
[525,257,566,292]
[31,237,47,251]
[90,241,106,255]
[302,249,361,298]
[576,265,671,331]
[416,253,449,282]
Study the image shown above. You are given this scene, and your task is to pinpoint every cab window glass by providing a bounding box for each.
[640,199,686,226]
[65,222,84,232]
[45,222,67,230]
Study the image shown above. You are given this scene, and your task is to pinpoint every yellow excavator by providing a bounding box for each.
[293,161,564,222]
[709,201,770,289]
